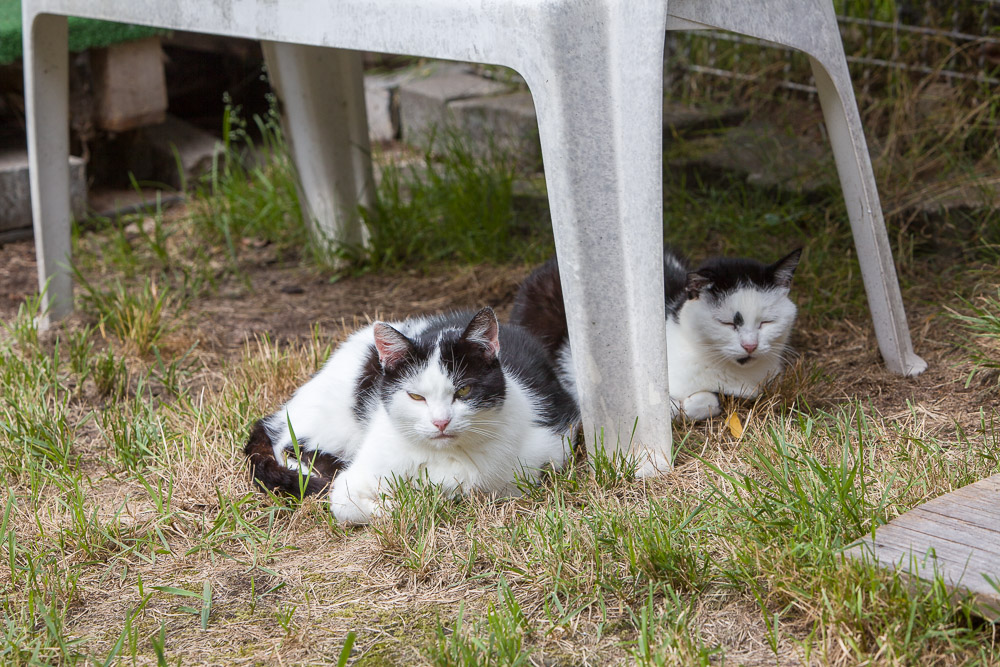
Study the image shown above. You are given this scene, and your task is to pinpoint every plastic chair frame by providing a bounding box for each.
[21,0,926,473]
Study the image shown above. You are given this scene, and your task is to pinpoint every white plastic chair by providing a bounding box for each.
[21,0,926,474]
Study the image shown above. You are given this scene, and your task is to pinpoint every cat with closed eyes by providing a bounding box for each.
[510,247,801,421]
[245,307,579,524]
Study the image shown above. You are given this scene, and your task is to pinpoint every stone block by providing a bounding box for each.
[667,121,834,196]
[449,91,540,168]
[142,115,224,189]
[398,65,514,147]
[0,150,87,233]
[91,37,168,132]
[662,102,747,136]
[365,80,396,142]
[364,70,419,143]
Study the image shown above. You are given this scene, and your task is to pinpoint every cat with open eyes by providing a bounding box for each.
[510,247,801,421]
[244,307,579,524]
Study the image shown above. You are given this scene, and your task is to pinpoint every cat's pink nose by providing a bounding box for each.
[433,418,451,433]
[742,341,758,354]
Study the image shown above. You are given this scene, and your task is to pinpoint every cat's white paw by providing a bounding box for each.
[681,392,721,421]
[329,475,383,525]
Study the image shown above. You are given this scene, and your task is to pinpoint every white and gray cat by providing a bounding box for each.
[245,307,579,524]
[510,247,801,421]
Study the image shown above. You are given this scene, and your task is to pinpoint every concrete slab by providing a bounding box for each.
[364,69,421,142]
[142,114,223,189]
[667,120,835,195]
[398,64,514,147]
[449,90,540,168]
[90,36,168,132]
[0,150,86,233]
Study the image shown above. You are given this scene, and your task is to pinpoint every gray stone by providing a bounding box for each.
[363,69,421,142]
[449,91,540,167]
[667,121,834,195]
[662,102,747,136]
[398,65,515,147]
[0,150,86,233]
[91,37,169,133]
[364,79,397,142]
[142,115,224,189]
[901,179,1000,219]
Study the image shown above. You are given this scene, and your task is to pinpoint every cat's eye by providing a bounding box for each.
[718,320,736,329]
[407,392,425,401]
[760,320,774,326]
[454,386,471,399]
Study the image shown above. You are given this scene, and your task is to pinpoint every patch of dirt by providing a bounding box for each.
[0,239,39,320]
[187,255,530,355]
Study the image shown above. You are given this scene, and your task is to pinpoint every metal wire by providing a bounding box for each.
[668,2,1000,98]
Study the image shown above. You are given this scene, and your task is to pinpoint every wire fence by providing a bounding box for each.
[666,0,1000,103]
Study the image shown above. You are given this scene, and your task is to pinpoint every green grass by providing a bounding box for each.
[75,274,174,356]
[188,99,309,265]
[346,132,552,273]
[5,79,1000,663]
[3,267,999,663]
[951,289,1000,389]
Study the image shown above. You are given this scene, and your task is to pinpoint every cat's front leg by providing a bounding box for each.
[329,418,411,524]
[681,391,721,420]
[329,465,385,525]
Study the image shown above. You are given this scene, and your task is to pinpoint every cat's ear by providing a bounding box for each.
[685,272,713,300]
[769,248,802,288]
[373,323,413,371]
[461,307,501,359]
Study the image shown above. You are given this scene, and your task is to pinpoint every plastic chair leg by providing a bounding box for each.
[666,0,927,376]
[808,55,927,376]
[261,43,374,252]
[525,2,673,472]
[23,12,72,327]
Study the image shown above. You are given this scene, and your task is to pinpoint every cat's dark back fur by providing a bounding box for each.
[663,246,692,319]
[512,247,802,346]
[510,249,693,356]
[509,259,567,359]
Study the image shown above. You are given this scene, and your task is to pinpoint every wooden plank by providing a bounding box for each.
[945,485,1000,516]
[918,503,1000,533]
[849,539,1000,619]
[849,544,991,597]
[845,474,1000,620]
[863,529,1000,586]
[899,508,1000,554]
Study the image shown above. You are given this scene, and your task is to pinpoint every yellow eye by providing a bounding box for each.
[454,386,471,399]
[407,392,425,401]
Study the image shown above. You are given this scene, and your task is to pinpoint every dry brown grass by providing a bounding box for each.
[2,117,1000,665]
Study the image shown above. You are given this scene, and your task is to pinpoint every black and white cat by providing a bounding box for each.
[245,307,579,524]
[510,247,801,421]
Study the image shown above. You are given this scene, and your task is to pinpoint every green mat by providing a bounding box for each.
[0,1,164,65]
